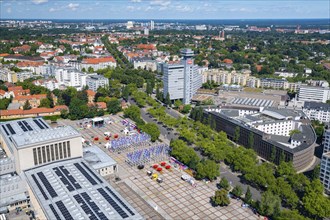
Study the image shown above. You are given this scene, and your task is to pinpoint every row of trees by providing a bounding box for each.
[146,102,329,219]
[123,105,160,142]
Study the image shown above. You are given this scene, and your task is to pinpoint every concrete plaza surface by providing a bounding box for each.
[58,116,259,220]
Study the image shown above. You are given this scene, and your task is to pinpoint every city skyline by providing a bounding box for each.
[1,0,329,20]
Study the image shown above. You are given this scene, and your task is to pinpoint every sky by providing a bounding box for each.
[0,0,329,20]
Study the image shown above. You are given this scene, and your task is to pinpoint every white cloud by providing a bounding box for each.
[49,7,58,12]
[126,5,141,11]
[7,7,11,13]
[131,0,142,2]
[150,0,170,7]
[176,5,193,12]
[32,0,48,4]
[67,3,79,11]
[145,6,153,11]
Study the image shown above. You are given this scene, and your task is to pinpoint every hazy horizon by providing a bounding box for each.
[1,0,329,20]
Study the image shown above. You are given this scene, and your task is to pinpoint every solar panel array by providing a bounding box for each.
[97,188,129,219]
[31,174,48,200]
[23,121,33,131]
[1,125,9,136]
[39,119,49,129]
[6,124,15,135]
[54,167,75,192]
[81,162,103,184]
[74,163,98,185]
[231,97,274,107]
[37,172,58,198]
[49,204,61,220]
[25,159,141,220]
[18,121,28,132]
[74,192,108,220]
[55,201,74,220]
[33,119,45,129]
[105,186,135,216]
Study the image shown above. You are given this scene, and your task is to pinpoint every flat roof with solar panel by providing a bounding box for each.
[24,158,142,220]
[0,118,80,150]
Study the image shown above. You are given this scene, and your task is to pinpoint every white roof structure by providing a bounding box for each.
[83,146,117,170]
[24,158,142,220]
[0,118,80,150]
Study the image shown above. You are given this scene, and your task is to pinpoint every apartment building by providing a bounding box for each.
[303,102,330,123]
[202,69,260,87]
[55,67,88,90]
[163,48,202,104]
[80,57,117,71]
[260,78,289,90]
[320,129,330,194]
[298,86,330,103]
[86,75,109,92]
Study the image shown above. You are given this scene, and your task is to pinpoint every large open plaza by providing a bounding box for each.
[57,115,259,220]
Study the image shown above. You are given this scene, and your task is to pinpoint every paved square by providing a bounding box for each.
[58,116,259,220]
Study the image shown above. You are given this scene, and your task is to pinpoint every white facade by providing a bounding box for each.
[163,64,185,100]
[298,86,330,103]
[86,75,109,92]
[163,49,203,104]
[55,67,87,90]
[253,120,295,137]
[0,119,83,174]
[150,20,154,30]
[303,102,330,123]
[260,78,289,89]
[80,60,117,71]
[320,130,330,194]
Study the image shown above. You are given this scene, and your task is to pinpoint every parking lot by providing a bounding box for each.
[58,116,259,220]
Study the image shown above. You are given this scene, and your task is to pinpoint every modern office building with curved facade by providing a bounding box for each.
[203,106,316,171]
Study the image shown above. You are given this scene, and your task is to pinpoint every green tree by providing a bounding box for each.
[165,92,171,106]
[121,86,129,100]
[181,104,191,114]
[231,185,243,198]
[23,100,32,110]
[233,126,240,143]
[244,186,253,204]
[196,159,220,180]
[302,179,330,219]
[258,191,281,217]
[211,189,230,207]
[141,123,160,142]
[270,146,276,163]
[274,210,308,220]
[248,132,254,148]
[88,66,94,73]
[174,99,183,109]
[106,98,122,114]
[146,80,153,96]
[311,164,320,180]
[124,105,141,122]
[39,98,51,108]
[219,177,230,190]
[0,98,10,110]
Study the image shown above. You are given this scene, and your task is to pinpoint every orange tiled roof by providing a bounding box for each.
[82,57,116,64]
[0,53,9,57]
[17,61,44,67]
[223,59,233,64]
[8,86,23,91]
[14,94,47,101]
[0,90,6,96]
[0,105,68,116]
[88,102,107,109]
[95,102,106,109]
[86,90,96,96]
[136,44,157,50]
